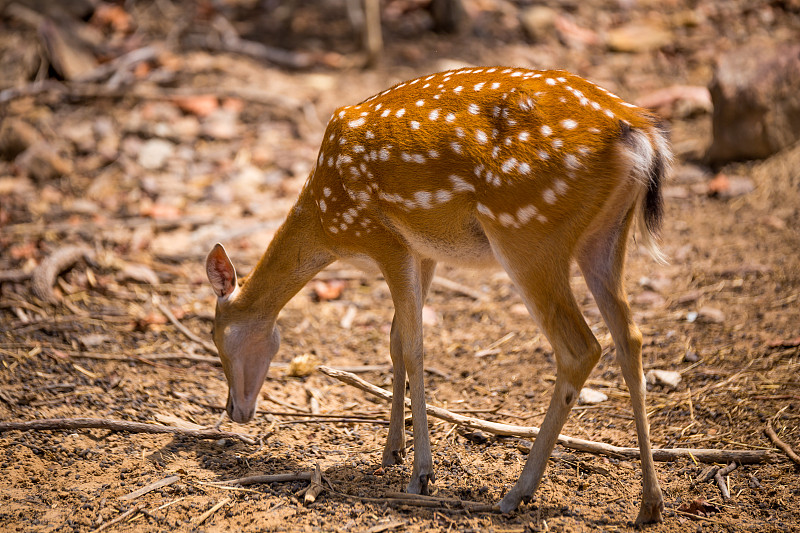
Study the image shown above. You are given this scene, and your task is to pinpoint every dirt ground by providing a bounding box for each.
[1,0,799,531]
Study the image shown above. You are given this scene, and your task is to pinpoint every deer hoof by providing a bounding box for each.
[406,471,435,495]
[634,499,664,525]
[382,448,405,467]
[499,492,522,514]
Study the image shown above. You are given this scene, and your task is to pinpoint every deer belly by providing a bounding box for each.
[388,213,497,267]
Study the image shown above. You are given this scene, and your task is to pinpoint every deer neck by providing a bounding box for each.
[235,189,335,321]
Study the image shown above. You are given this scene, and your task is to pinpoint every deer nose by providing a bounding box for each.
[226,393,255,423]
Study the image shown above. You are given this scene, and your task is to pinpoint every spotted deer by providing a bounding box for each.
[205,66,671,523]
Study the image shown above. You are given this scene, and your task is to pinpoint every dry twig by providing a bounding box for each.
[155,300,218,355]
[714,462,737,500]
[195,497,231,526]
[304,464,324,505]
[320,366,780,464]
[120,475,181,501]
[765,423,800,466]
[0,417,257,445]
[90,504,143,533]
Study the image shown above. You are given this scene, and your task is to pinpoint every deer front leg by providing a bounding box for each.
[380,254,434,495]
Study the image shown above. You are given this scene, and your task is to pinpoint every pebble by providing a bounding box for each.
[578,387,608,405]
[646,369,682,389]
[138,138,174,170]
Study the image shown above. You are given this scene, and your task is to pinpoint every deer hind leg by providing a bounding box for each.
[490,241,602,513]
[378,252,436,494]
[383,258,437,469]
[576,206,664,524]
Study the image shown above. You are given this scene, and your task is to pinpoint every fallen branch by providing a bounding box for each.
[765,423,800,466]
[32,245,95,304]
[0,417,257,445]
[319,366,780,465]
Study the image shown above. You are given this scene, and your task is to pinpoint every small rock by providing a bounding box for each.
[646,369,681,389]
[517,440,533,454]
[77,333,112,348]
[606,23,673,53]
[511,303,529,316]
[696,306,725,324]
[519,6,557,42]
[138,138,174,170]
[708,43,800,163]
[201,109,240,140]
[578,388,608,405]
[422,305,441,326]
[684,349,699,363]
[460,429,491,444]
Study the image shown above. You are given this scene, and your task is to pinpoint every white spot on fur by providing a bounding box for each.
[502,158,518,173]
[414,191,434,209]
[468,103,480,115]
[561,119,577,130]
[410,121,421,130]
[543,189,556,204]
[516,204,538,224]
[449,174,475,192]
[429,109,440,121]
[396,108,406,118]
[476,130,488,144]
[498,212,516,227]
[564,153,580,169]
[476,203,495,220]
[540,125,552,137]
[435,189,452,203]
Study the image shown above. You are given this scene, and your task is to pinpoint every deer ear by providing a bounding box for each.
[206,243,237,298]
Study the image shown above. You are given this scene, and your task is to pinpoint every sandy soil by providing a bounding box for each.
[1,1,799,531]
